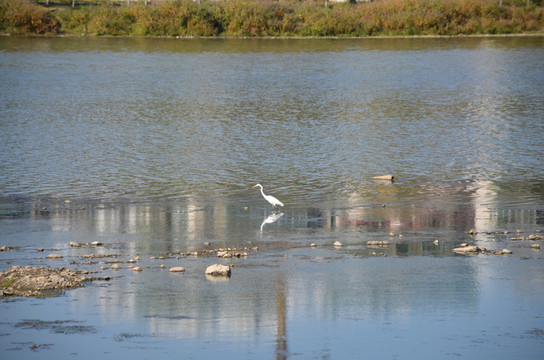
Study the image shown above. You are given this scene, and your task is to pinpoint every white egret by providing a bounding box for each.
[252,184,284,210]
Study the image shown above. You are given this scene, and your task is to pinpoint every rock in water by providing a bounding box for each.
[367,241,390,246]
[453,245,480,254]
[205,264,231,277]
[0,266,92,297]
[169,267,185,273]
[372,175,395,181]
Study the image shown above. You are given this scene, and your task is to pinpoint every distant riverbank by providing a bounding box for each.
[1,0,544,37]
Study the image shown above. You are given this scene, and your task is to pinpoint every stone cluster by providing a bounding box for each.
[0,265,107,297]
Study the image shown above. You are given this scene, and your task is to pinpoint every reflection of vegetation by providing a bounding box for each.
[1,0,543,36]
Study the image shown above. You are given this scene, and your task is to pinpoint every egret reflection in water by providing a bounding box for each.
[260,212,284,231]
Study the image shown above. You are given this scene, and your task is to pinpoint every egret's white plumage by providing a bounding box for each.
[252,184,284,209]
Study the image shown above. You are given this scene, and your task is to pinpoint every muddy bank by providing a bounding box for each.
[0,265,108,297]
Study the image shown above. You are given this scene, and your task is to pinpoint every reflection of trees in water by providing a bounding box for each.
[19,178,542,256]
[276,275,287,360]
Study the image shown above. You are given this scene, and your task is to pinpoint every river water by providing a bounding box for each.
[0,36,543,359]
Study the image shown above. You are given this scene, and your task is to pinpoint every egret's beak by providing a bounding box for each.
[252,184,258,188]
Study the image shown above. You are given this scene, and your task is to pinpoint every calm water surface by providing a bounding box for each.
[0,36,543,359]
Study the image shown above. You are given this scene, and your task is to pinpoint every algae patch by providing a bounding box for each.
[15,319,97,334]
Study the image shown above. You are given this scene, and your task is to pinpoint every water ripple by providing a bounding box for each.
[0,37,543,208]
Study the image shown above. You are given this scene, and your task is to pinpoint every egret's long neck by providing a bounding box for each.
[259,187,266,198]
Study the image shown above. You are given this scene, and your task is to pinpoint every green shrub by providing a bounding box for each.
[1,0,543,37]
[0,0,60,34]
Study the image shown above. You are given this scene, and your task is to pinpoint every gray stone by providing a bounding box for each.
[169,267,185,273]
[205,264,231,277]
[372,174,394,181]
[367,241,390,246]
[453,245,480,254]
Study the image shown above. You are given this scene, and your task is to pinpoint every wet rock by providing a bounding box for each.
[46,254,63,259]
[169,267,185,273]
[453,245,480,254]
[372,174,394,181]
[132,267,142,272]
[433,240,439,245]
[467,229,477,235]
[111,264,120,270]
[367,241,390,246]
[531,244,540,249]
[511,234,544,241]
[0,246,14,251]
[310,243,317,247]
[333,241,343,247]
[82,253,115,259]
[216,251,229,258]
[205,264,231,277]
[0,265,94,297]
[70,241,103,247]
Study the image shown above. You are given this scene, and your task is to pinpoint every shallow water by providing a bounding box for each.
[1,36,544,359]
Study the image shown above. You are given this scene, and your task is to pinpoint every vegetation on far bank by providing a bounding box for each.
[1,0,543,37]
